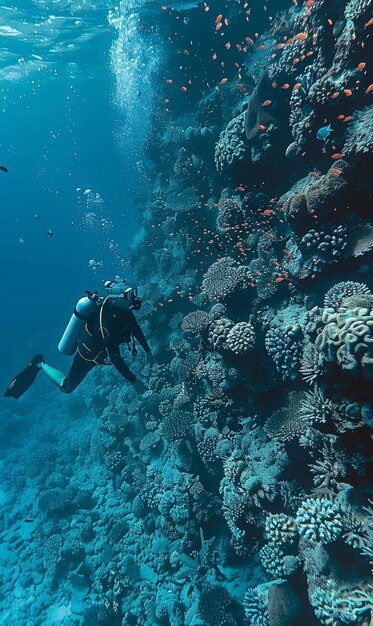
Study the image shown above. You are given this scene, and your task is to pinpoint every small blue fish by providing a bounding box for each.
[317,124,333,140]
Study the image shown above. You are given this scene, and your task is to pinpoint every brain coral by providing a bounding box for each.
[226,321,255,355]
[202,257,249,301]
[315,294,373,380]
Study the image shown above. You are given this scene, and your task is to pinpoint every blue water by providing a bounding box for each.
[0,0,157,385]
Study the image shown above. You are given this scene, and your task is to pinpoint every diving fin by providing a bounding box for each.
[4,354,44,399]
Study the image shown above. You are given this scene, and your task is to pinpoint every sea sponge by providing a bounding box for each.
[226,321,255,355]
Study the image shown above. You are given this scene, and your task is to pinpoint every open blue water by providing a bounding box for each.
[0,0,160,382]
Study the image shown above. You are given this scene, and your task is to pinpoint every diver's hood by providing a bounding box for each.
[105,281,142,311]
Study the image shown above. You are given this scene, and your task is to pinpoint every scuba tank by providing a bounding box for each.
[58,291,102,356]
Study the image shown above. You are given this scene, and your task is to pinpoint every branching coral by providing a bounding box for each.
[215,111,247,172]
[181,310,210,333]
[265,324,303,381]
[202,257,250,302]
[265,387,330,442]
[226,321,255,355]
[296,498,343,544]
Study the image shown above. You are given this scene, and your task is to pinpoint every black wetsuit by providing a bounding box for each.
[61,299,150,393]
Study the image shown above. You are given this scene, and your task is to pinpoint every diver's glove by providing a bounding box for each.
[146,351,156,366]
[132,379,147,395]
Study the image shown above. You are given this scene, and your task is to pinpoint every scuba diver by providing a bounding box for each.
[4,280,154,399]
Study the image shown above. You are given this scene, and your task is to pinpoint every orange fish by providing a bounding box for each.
[165,79,173,84]
[343,89,352,96]
[258,44,266,50]
[215,14,222,23]
[331,168,342,175]
[180,86,187,92]
[331,91,339,99]
[331,153,344,159]
[366,84,373,93]
[245,37,254,45]
[343,116,352,122]
[212,52,217,60]
[310,171,319,177]
[281,83,290,89]
[258,124,266,131]
[275,43,285,49]
[262,99,272,106]
[225,42,231,49]
[274,277,285,283]
[305,0,314,5]
[365,17,373,27]
[293,82,302,90]
[236,186,246,192]
[216,22,222,30]
[327,18,333,25]
[262,209,274,216]
[272,82,277,88]
[220,78,228,84]
[183,49,189,55]
[357,62,366,71]
[337,115,345,120]
[294,32,307,40]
